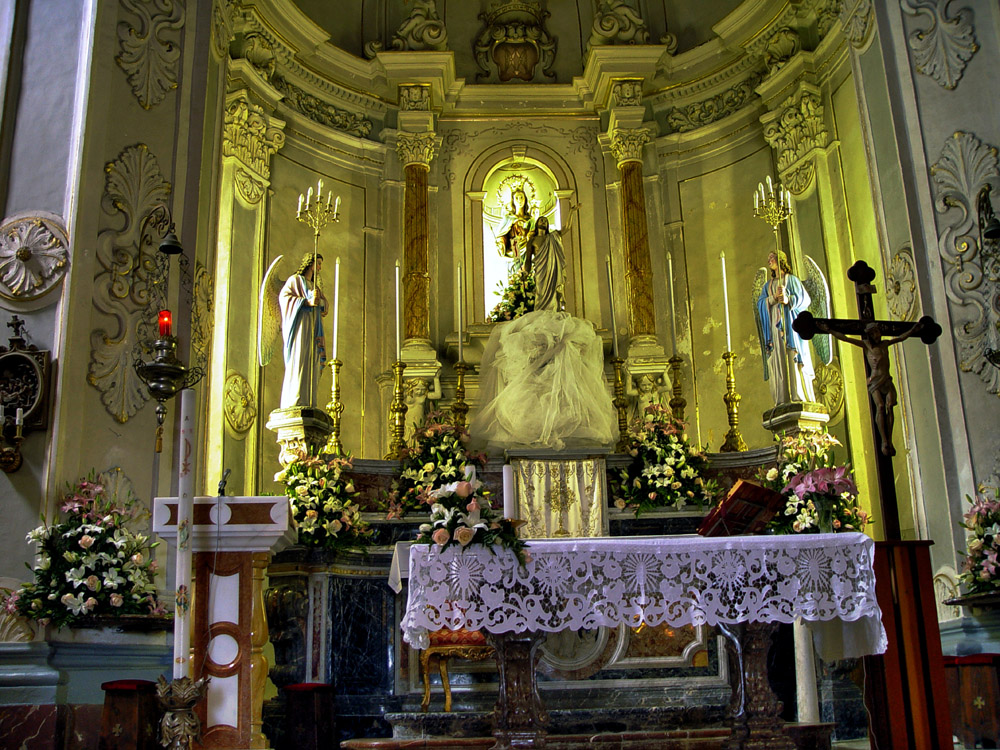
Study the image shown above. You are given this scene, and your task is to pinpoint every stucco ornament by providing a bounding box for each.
[609,128,650,167]
[88,144,172,423]
[400,85,431,112]
[235,168,265,205]
[885,248,918,321]
[191,262,214,373]
[588,0,651,48]
[812,359,845,425]
[115,0,184,110]
[211,0,235,61]
[761,85,828,195]
[901,0,978,90]
[840,0,874,50]
[396,132,439,168]
[270,77,373,139]
[666,72,765,134]
[0,214,69,301]
[763,27,802,74]
[222,95,286,180]
[224,371,257,437]
[473,1,556,83]
[364,0,448,58]
[930,131,1000,394]
[611,80,643,108]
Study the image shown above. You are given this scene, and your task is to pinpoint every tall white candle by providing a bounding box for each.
[502,464,515,519]
[457,263,464,363]
[297,194,303,217]
[332,257,341,361]
[394,260,401,361]
[173,388,195,679]
[666,251,678,356]
[307,186,313,206]
[720,251,732,352]
[606,256,619,358]
[334,195,341,215]
[15,407,22,426]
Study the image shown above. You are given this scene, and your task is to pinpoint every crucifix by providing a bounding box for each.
[792,260,941,542]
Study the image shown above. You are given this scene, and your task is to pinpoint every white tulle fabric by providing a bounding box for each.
[398,533,886,661]
[470,310,616,452]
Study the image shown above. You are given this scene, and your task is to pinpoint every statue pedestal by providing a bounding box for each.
[266,407,333,466]
[153,496,296,749]
[762,401,829,437]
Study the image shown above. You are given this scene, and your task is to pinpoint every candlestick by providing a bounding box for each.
[611,356,629,452]
[173,389,195,678]
[395,260,401,361]
[502,464,515,518]
[452,361,469,429]
[324,359,345,456]
[720,251,732,352]
[666,251,678,356]
[720,351,747,452]
[606,256,619,358]
[457,263,464,363]
[332,257,341,361]
[385,360,408,459]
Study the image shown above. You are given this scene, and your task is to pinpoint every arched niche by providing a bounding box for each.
[461,143,579,322]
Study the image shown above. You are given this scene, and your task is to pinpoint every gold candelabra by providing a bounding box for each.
[720,351,747,452]
[0,416,24,473]
[452,361,469,429]
[296,180,341,290]
[324,359,345,456]
[385,360,408,460]
[611,357,630,452]
[754,177,792,254]
[667,355,686,422]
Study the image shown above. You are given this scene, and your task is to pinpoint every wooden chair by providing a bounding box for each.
[420,627,493,712]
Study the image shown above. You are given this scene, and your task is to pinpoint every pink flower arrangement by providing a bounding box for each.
[960,486,1000,594]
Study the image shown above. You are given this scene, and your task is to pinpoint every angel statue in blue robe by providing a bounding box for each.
[753,250,832,405]
[258,252,328,409]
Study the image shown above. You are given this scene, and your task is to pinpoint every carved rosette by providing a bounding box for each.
[812,359,845,425]
[396,131,438,169]
[840,0,875,50]
[885,248,918,321]
[611,80,643,108]
[761,85,828,195]
[222,95,285,182]
[115,0,184,110]
[588,0,651,48]
[0,214,69,301]
[224,371,257,437]
[901,0,978,90]
[930,131,1000,394]
[609,128,650,168]
[399,85,431,112]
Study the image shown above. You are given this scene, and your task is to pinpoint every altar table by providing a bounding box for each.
[392,533,886,749]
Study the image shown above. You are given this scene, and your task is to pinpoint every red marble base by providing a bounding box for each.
[0,704,103,750]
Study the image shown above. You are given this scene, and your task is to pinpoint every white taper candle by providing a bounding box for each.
[457,263,464,363]
[173,388,195,679]
[667,251,678,356]
[502,464,515,519]
[720,251,732,352]
[395,260,401,361]
[332,257,341,361]
[606,256,619,358]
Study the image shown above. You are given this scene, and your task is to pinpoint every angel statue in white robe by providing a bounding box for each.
[753,250,832,405]
[259,253,328,410]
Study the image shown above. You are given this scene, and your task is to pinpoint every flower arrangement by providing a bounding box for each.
[486,265,535,323]
[762,431,870,534]
[959,485,1000,594]
[2,476,165,629]
[276,454,372,550]
[388,411,487,519]
[612,404,718,516]
[415,465,526,563]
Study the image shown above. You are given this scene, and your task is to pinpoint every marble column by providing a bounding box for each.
[395,131,438,347]
[610,127,655,341]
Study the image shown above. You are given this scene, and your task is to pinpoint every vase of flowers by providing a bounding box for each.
[2,476,165,629]
[486,264,535,323]
[762,432,870,534]
[959,486,1000,595]
[389,411,487,519]
[611,404,718,516]
[276,454,371,550]
[415,465,526,562]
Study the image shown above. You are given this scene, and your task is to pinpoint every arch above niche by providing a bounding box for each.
[462,142,579,322]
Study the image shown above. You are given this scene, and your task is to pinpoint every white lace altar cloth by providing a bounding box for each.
[396,533,887,661]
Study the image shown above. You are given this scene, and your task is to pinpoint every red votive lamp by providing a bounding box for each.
[158,309,173,338]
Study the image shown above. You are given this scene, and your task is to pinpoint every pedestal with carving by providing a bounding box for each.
[486,630,548,750]
[266,406,334,466]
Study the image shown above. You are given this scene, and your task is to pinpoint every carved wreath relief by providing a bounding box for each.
[0,214,69,301]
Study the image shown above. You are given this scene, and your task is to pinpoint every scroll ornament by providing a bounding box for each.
[364,0,448,58]
[115,0,184,110]
[901,0,978,90]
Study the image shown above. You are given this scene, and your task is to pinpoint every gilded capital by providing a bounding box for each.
[396,131,438,168]
[761,84,828,193]
[222,94,286,181]
[609,127,650,167]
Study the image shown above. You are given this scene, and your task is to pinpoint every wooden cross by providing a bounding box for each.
[792,260,941,542]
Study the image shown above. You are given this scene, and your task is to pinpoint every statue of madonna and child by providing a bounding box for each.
[471,202,616,453]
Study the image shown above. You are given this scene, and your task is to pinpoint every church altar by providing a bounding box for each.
[393,533,886,749]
